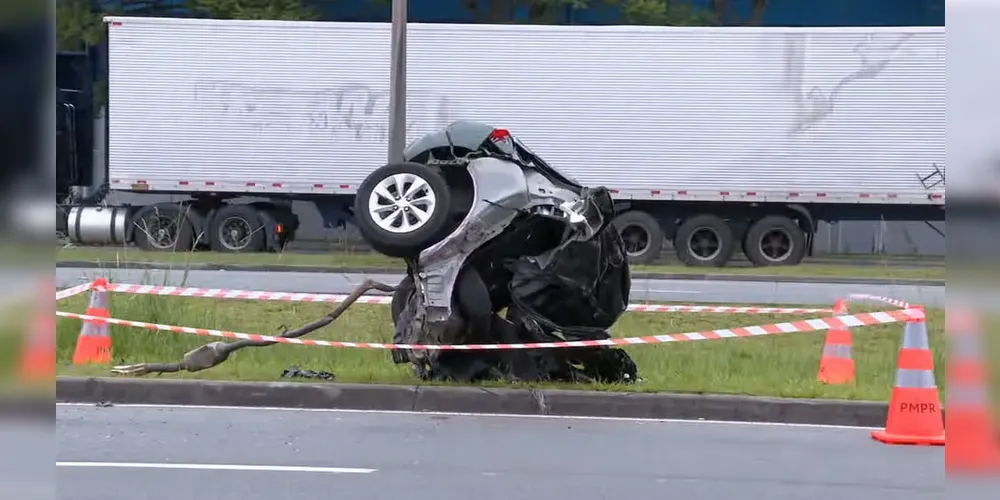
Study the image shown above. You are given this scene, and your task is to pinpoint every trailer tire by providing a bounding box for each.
[355,162,452,258]
[611,210,663,265]
[208,204,267,253]
[674,214,736,267]
[744,215,806,266]
[131,203,195,252]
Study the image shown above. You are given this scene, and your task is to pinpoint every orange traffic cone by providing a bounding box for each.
[18,280,55,381]
[818,299,855,384]
[72,278,113,365]
[871,305,945,446]
[945,308,1000,473]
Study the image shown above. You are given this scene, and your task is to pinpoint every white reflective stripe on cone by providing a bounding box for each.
[895,368,937,389]
[822,344,852,358]
[902,321,930,349]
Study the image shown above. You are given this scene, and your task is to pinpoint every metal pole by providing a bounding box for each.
[387,0,408,164]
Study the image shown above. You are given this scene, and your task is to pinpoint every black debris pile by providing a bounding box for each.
[281,366,336,381]
[392,200,639,385]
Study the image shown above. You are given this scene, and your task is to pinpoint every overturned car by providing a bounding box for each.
[112,121,638,384]
[354,121,637,383]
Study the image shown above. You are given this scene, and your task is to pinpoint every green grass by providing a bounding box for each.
[57,246,946,281]
[54,291,948,401]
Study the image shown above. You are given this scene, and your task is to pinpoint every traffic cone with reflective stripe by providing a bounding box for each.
[72,278,112,365]
[817,299,855,384]
[871,305,945,445]
[945,308,1000,472]
[18,280,55,381]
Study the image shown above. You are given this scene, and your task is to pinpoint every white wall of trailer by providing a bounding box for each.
[104,17,944,204]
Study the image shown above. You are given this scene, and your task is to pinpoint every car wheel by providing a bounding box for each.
[744,215,807,266]
[674,214,736,267]
[355,162,452,259]
[610,210,664,265]
[390,274,415,325]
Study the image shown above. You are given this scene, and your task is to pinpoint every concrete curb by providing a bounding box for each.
[56,376,891,427]
[54,261,944,286]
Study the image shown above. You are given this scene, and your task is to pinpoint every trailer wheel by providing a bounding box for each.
[208,204,266,253]
[674,214,736,267]
[611,210,663,265]
[354,162,452,258]
[744,215,806,266]
[131,204,195,252]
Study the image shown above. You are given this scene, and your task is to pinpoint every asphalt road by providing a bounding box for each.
[56,403,943,500]
[55,267,945,307]
[2,417,53,500]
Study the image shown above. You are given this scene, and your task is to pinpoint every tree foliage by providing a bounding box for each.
[56,0,105,51]
[187,0,320,20]
[710,0,768,26]
[602,0,768,26]
[604,0,716,26]
[56,0,321,53]
[459,0,589,24]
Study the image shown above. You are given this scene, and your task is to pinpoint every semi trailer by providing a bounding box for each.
[59,16,945,266]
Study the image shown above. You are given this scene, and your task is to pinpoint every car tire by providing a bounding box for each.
[208,204,267,253]
[391,274,415,325]
[131,203,195,252]
[355,162,452,259]
[743,215,807,266]
[610,210,664,265]
[674,214,736,267]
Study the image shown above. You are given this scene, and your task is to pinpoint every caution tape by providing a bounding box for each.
[54,307,922,350]
[56,282,94,301]
[96,283,835,315]
[846,293,912,309]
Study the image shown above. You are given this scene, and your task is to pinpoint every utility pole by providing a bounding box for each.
[387,0,408,164]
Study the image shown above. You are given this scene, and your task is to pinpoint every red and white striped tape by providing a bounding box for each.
[95,283,834,314]
[56,282,94,301]
[845,293,911,309]
[54,307,923,350]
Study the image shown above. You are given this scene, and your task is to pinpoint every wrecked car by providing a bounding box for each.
[112,120,638,385]
[354,120,637,383]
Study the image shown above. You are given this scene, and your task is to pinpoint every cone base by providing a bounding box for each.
[871,429,945,446]
[817,372,855,385]
[817,358,855,385]
[72,336,112,365]
[875,386,944,446]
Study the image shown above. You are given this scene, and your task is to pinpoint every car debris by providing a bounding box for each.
[111,122,639,385]
[281,367,336,381]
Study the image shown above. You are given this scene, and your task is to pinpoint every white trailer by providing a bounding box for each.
[63,16,945,265]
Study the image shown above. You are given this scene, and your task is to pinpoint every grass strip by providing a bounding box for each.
[56,246,945,281]
[54,292,946,401]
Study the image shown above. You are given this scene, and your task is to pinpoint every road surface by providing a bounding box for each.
[55,267,944,307]
[56,403,943,500]
[2,416,53,500]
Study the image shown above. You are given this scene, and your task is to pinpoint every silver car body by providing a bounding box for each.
[414,155,604,326]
